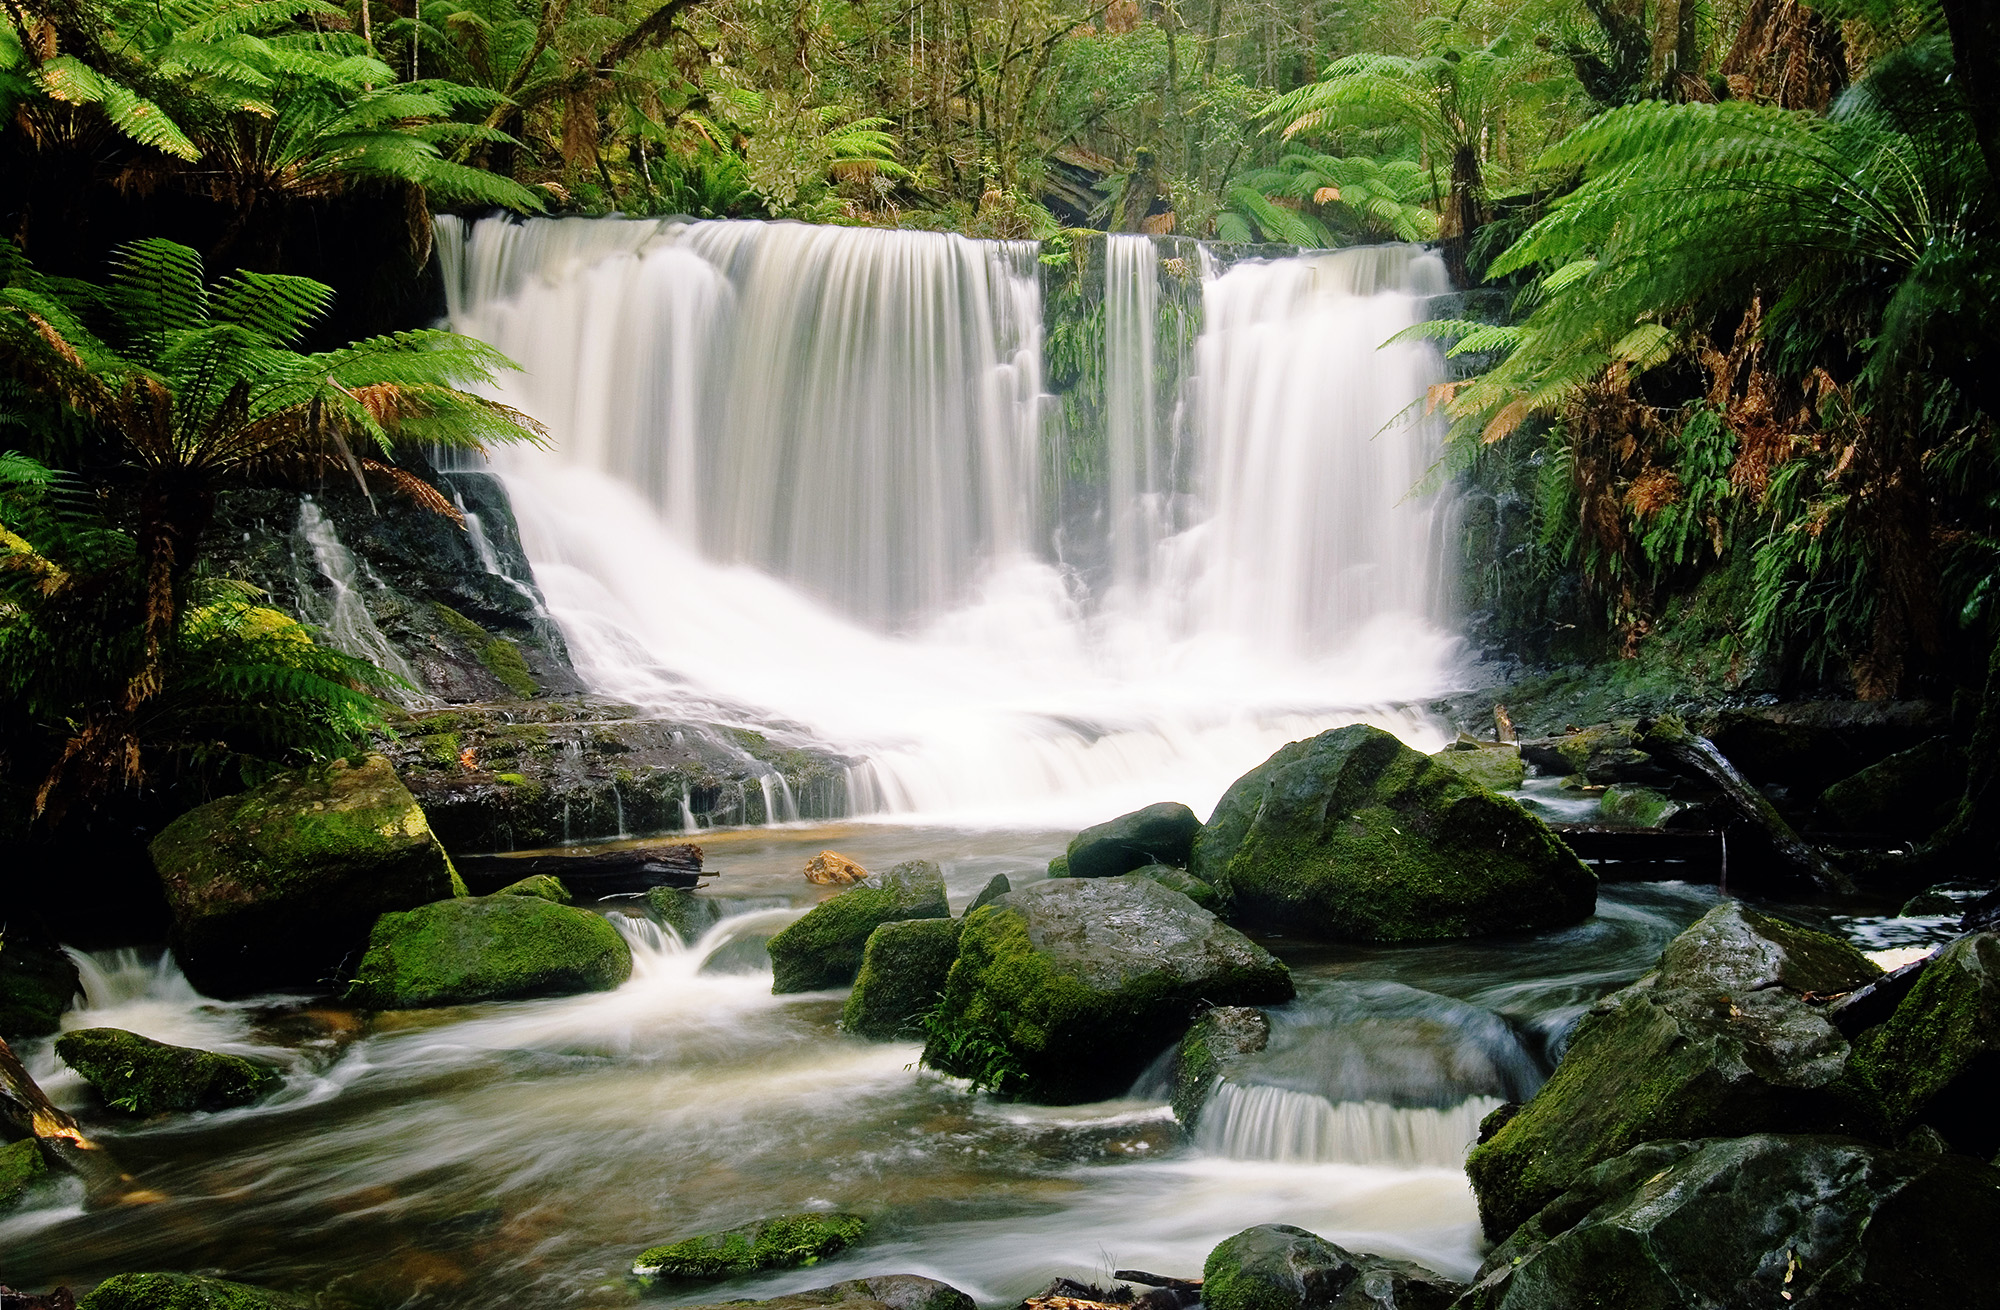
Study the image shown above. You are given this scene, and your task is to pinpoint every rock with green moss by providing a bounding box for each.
[1202,1224,1461,1310]
[1597,785,1684,828]
[649,887,722,942]
[1517,722,1669,786]
[150,755,459,998]
[1130,863,1219,910]
[345,895,632,1009]
[1847,932,2000,1158]
[1430,742,1527,793]
[632,1213,869,1279]
[1192,725,1596,943]
[54,1027,279,1116]
[1816,737,1967,836]
[77,1272,302,1310]
[1171,1006,1270,1128]
[1066,802,1203,878]
[0,1137,46,1211]
[843,917,963,1040]
[1464,902,1881,1241]
[921,874,1293,1104]
[495,873,570,904]
[659,1276,972,1310]
[0,923,81,1040]
[967,874,1011,914]
[1047,854,1070,878]
[1456,1134,2000,1310]
[768,861,950,994]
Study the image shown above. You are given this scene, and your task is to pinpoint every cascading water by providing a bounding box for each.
[436,214,1460,825]
[291,498,429,704]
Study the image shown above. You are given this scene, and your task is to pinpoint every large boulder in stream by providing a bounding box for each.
[1457,1135,2000,1310]
[843,917,963,1039]
[1848,931,2000,1157]
[344,895,631,1009]
[657,1277,972,1310]
[1170,1006,1270,1129]
[1203,1224,1462,1310]
[1192,725,1595,942]
[0,922,81,1040]
[150,755,462,998]
[633,1213,869,1279]
[54,1027,279,1116]
[920,874,1293,1104]
[78,1273,302,1310]
[1066,802,1203,879]
[1465,902,1881,1241]
[767,860,950,993]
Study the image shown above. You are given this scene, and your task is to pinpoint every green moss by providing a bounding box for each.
[1847,934,2000,1144]
[1171,1007,1269,1127]
[843,917,963,1039]
[1131,863,1219,910]
[730,728,772,756]
[1430,744,1528,793]
[480,637,538,698]
[77,1272,302,1310]
[1047,854,1070,878]
[0,1137,46,1211]
[1202,1226,1351,1310]
[648,887,721,943]
[416,732,462,770]
[430,602,491,648]
[767,861,950,993]
[496,874,571,904]
[1598,785,1681,827]
[633,1213,868,1279]
[55,1027,280,1116]
[494,772,530,787]
[345,895,633,1009]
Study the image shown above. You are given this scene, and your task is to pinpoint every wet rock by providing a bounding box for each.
[0,1284,74,1310]
[75,1272,302,1310]
[632,1212,869,1279]
[1131,864,1219,911]
[967,874,1011,913]
[0,923,81,1040]
[768,860,950,994]
[1465,902,1881,1240]
[1816,737,1967,837]
[494,874,569,903]
[843,917,963,1039]
[1848,932,2000,1158]
[921,875,1293,1104]
[345,895,632,1009]
[150,754,460,998]
[1697,700,1949,790]
[1597,785,1683,828]
[1429,740,1526,793]
[53,1028,280,1117]
[0,1138,46,1211]
[1067,802,1204,879]
[1193,725,1595,943]
[1517,722,1670,786]
[1202,1224,1459,1310]
[805,851,870,885]
[667,1276,971,1310]
[1457,1134,2000,1309]
[648,887,721,943]
[1826,955,1931,1039]
[1171,1006,1270,1128]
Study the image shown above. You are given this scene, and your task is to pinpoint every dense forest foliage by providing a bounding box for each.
[0,0,1995,860]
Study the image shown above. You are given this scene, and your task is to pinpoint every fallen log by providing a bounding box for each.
[455,844,703,896]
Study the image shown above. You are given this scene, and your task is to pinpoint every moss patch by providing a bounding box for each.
[431,603,539,698]
[0,1137,46,1211]
[767,861,950,994]
[633,1213,868,1279]
[55,1027,279,1116]
[843,917,963,1039]
[1847,932,2000,1157]
[78,1272,302,1310]
[495,874,571,904]
[1172,1006,1270,1128]
[345,895,633,1009]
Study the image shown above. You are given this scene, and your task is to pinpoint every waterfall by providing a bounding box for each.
[1196,1083,1501,1168]
[292,499,429,704]
[436,216,1462,825]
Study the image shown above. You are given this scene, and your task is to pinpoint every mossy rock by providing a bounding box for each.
[1457,1135,2000,1309]
[843,917,963,1040]
[495,874,570,904]
[1066,801,1202,878]
[1130,863,1219,911]
[1430,742,1527,793]
[1203,1224,1461,1310]
[1464,902,1881,1241]
[78,1272,303,1310]
[345,895,632,1009]
[55,1027,280,1116]
[1597,785,1683,828]
[1847,932,2000,1158]
[767,861,949,994]
[0,1137,47,1212]
[0,923,81,1040]
[1047,855,1070,879]
[1517,721,1668,786]
[150,755,459,998]
[649,887,722,943]
[662,1276,973,1310]
[1193,725,1596,943]
[1816,736,1967,837]
[633,1212,869,1279]
[1171,1006,1270,1129]
[966,874,1011,914]
[920,874,1294,1104]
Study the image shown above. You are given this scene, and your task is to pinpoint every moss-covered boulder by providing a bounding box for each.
[1516,722,1668,786]
[0,924,81,1040]
[1457,1135,2000,1309]
[1597,785,1683,828]
[54,1027,279,1116]
[843,917,963,1040]
[1816,737,1968,836]
[767,860,949,994]
[495,873,570,903]
[1848,932,2000,1158]
[345,895,632,1009]
[1430,741,1527,793]
[1171,1006,1270,1129]
[0,1136,47,1211]
[150,755,459,997]
[966,874,1011,914]
[632,1213,868,1279]
[1131,863,1219,910]
[656,1276,972,1310]
[1202,1224,1461,1310]
[648,886,721,942]
[77,1272,302,1310]
[1192,725,1595,942]
[921,875,1293,1104]
[1464,902,1881,1241]
[1066,802,1203,879]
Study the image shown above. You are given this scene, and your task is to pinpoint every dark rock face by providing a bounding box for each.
[1201,1224,1460,1310]
[1697,700,1949,790]
[1458,1135,2000,1310]
[967,874,1011,914]
[1849,932,2000,1158]
[1465,902,1881,1240]
[53,1028,279,1116]
[1193,725,1596,943]
[921,875,1293,1104]
[0,924,80,1041]
[655,1276,973,1310]
[843,917,963,1039]
[1171,1006,1270,1129]
[76,1273,301,1310]
[632,1213,869,1279]
[1067,802,1204,879]
[149,755,460,998]
[1816,737,1968,837]
[767,861,951,994]
[345,895,633,1009]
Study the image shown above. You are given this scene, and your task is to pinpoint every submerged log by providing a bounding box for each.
[455,844,703,896]
[1548,825,1724,881]
[0,1036,126,1201]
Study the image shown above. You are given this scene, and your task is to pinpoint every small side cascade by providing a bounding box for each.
[758,773,799,825]
[1196,1082,1503,1168]
[291,499,429,704]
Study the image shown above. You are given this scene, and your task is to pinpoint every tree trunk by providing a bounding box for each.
[1939,0,2000,212]
[1922,633,2000,876]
